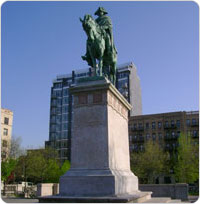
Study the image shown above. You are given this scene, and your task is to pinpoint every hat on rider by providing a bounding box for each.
[94,7,108,15]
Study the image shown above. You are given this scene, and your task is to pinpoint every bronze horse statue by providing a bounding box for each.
[80,14,117,86]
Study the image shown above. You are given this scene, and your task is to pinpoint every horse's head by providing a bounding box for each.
[80,15,98,41]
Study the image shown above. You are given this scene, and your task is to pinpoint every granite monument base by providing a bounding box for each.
[39,77,151,202]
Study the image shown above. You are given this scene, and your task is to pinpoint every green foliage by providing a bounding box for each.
[1,158,17,182]
[131,140,170,184]
[60,160,70,176]
[174,133,199,183]
[14,148,71,184]
[44,159,61,183]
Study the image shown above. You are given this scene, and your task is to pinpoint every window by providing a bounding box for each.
[2,151,6,159]
[56,124,61,132]
[57,98,62,106]
[56,132,61,140]
[50,124,56,132]
[4,117,9,125]
[50,133,56,140]
[2,140,7,147]
[171,120,175,127]
[118,72,128,79]
[138,123,143,129]
[62,131,68,139]
[51,99,57,106]
[152,133,156,140]
[158,122,162,128]
[193,130,198,137]
[63,150,68,157]
[61,140,68,148]
[62,106,68,113]
[192,118,196,125]
[176,120,180,128]
[51,107,56,115]
[134,123,137,130]
[171,131,175,138]
[62,114,68,122]
[54,83,62,89]
[165,121,169,127]
[63,89,68,96]
[158,133,162,140]
[63,97,68,105]
[56,141,61,148]
[56,107,62,114]
[118,80,128,90]
[56,115,61,123]
[186,119,190,126]
[133,144,138,150]
[166,132,169,138]
[177,131,180,138]
[56,90,62,97]
[3,128,8,136]
[145,123,149,129]
[146,133,150,140]
[129,135,133,142]
[62,123,68,131]
[152,122,156,129]
[50,116,56,124]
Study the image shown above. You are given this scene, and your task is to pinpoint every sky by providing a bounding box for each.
[2,1,199,148]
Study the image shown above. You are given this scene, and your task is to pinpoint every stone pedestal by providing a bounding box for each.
[39,77,151,202]
[60,77,138,196]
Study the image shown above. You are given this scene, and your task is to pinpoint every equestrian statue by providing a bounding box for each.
[80,7,117,86]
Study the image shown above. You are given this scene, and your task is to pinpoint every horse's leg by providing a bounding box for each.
[110,63,116,86]
[98,57,103,76]
[113,63,117,86]
[88,47,97,76]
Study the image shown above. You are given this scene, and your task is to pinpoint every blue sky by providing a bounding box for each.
[2,1,199,148]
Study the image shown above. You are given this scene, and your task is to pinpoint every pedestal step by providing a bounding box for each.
[143,197,182,203]
[38,191,152,203]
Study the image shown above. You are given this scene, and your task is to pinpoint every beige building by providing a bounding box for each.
[1,108,13,160]
[129,111,199,153]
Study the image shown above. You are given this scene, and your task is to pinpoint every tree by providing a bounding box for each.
[9,136,24,159]
[25,148,58,183]
[42,159,60,183]
[1,158,17,182]
[131,140,170,184]
[174,133,199,183]
[60,160,70,176]
[14,154,28,183]
[14,147,71,184]
[1,158,17,195]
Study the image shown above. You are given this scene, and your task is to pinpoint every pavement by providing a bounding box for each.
[1,197,39,203]
[1,196,198,203]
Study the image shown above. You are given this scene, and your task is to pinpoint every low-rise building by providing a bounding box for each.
[129,111,199,153]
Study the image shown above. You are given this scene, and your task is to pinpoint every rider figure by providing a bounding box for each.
[95,7,116,55]
[82,7,117,65]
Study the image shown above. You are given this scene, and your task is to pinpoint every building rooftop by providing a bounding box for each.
[53,62,136,82]
[129,110,199,120]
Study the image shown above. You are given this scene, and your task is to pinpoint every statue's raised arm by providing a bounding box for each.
[80,7,117,86]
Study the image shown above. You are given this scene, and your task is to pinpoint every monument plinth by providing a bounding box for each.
[39,77,151,203]
[60,77,138,196]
